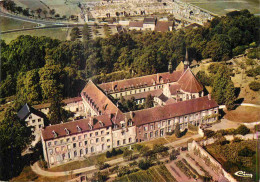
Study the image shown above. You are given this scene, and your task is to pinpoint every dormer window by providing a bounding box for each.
[64,128,70,135]
[52,130,57,138]
[88,123,93,130]
[128,121,133,126]
[77,125,81,132]
[121,123,125,128]
[99,121,104,127]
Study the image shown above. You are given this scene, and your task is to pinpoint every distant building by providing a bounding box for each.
[17,103,47,142]
[128,17,173,32]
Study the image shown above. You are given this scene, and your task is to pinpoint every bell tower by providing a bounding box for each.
[184,48,189,70]
[168,61,173,73]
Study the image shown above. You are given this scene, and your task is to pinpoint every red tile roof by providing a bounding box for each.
[42,115,112,141]
[81,80,122,115]
[129,21,143,28]
[155,21,172,32]
[130,96,218,126]
[169,82,181,95]
[98,71,183,93]
[177,68,203,93]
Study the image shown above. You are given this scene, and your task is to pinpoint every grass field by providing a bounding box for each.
[185,0,259,16]
[1,27,69,43]
[114,165,177,182]
[0,16,36,32]
[224,106,260,123]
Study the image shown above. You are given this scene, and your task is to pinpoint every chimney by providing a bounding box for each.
[130,111,134,119]
[208,94,211,100]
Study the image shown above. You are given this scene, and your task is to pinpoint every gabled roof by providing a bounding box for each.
[177,68,203,93]
[143,17,156,24]
[154,21,172,32]
[42,115,113,141]
[130,96,218,126]
[176,61,184,71]
[129,21,143,28]
[81,80,122,115]
[98,71,183,93]
[17,103,46,120]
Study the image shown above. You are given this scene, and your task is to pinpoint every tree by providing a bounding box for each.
[39,60,64,100]
[106,151,112,158]
[111,148,117,156]
[0,108,32,180]
[123,148,133,160]
[236,125,250,135]
[70,27,80,41]
[36,8,42,18]
[225,81,236,110]
[49,9,55,17]
[16,6,23,14]
[249,81,260,91]
[31,10,35,17]
[138,159,151,170]
[196,71,212,86]
[175,123,181,138]
[145,94,153,108]
[48,94,72,124]
[43,9,48,18]
[82,23,91,41]
[212,65,236,105]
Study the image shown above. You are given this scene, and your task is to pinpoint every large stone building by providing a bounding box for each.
[41,62,219,167]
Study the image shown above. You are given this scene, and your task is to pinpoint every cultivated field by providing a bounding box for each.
[185,0,259,15]
[13,0,101,17]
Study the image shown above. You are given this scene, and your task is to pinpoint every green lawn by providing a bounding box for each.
[0,16,36,32]
[186,0,259,16]
[1,28,69,43]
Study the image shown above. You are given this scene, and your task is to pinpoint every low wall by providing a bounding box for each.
[188,140,237,182]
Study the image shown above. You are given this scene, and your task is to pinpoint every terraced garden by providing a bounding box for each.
[114,165,177,182]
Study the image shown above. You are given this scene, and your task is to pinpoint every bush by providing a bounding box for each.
[138,159,152,170]
[133,144,143,151]
[106,151,112,158]
[204,130,215,138]
[232,45,247,56]
[249,81,260,91]
[238,147,255,157]
[111,148,117,156]
[235,125,250,135]
[99,163,110,170]
[129,161,138,167]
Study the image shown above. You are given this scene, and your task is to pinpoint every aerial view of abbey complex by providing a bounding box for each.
[0,0,259,181]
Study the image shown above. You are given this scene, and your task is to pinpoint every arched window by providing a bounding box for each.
[80,149,83,157]
[91,146,94,153]
[74,151,77,157]
[117,140,120,146]
[85,148,88,154]
[62,153,65,160]
[129,138,132,143]
[102,144,104,150]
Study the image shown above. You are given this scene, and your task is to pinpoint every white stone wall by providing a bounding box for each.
[112,125,136,148]
[44,127,113,167]
[25,113,44,136]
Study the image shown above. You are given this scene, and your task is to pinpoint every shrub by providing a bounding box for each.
[129,161,138,167]
[99,163,110,170]
[111,148,117,156]
[138,159,152,170]
[175,123,181,138]
[249,81,260,91]
[204,130,215,138]
[235,125,250,135]
[133,144,143,151]
[238,147,255,157]
[106,151,112,158]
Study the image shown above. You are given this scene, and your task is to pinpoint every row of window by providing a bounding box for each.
[48,131,110,146]
[116,138,132,146]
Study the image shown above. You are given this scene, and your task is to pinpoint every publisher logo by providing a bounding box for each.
[234,171,253,178]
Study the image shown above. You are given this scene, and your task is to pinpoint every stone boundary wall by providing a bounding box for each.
[188,140,237,182]
[198,133,257,146]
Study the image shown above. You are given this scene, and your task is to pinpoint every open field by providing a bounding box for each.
[114,165,177,182]
[1,27,69,43]
[185,0,259,16]
[13,0,101,17]
[224,106,260,123]
[0,16,36,32]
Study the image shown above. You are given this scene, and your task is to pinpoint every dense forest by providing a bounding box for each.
[0,9,259,110]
